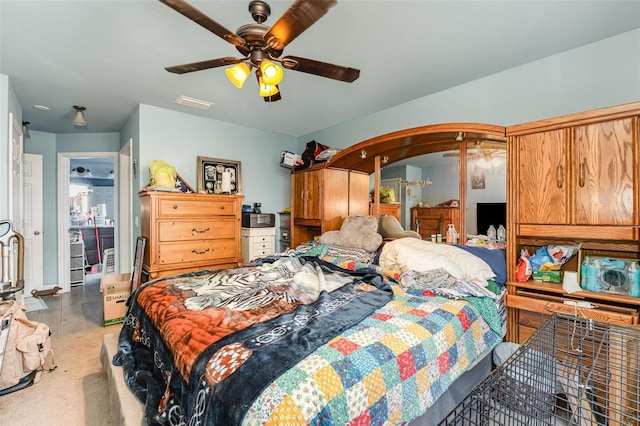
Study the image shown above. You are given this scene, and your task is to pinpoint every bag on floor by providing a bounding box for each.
[0,300,56,392]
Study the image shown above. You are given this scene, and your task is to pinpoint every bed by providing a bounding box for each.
[106,236,507,425]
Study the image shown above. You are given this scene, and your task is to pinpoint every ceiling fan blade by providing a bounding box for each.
[165,57,244,74]
[281,55,360,83]
[265,0,337,51]
[159,0,248,51]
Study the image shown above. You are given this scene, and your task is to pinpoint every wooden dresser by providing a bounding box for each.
[505,101,640,343]
[411,206,460,239]
[140,191,243,280]
[369,203,401,222]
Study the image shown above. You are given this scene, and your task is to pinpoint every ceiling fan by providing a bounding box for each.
[443,141,506,169]
[159,0,361,102]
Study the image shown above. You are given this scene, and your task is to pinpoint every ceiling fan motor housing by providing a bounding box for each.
[249,1,271,24]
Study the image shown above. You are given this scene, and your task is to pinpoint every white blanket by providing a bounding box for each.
[379,238,495,286]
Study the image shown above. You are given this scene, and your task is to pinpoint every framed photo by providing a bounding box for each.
[131,237,146,290]
[471,167,486,190]
[197,156,242,194]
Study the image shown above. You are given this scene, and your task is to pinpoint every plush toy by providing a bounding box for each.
[319,215,383,252]
[379,215,422,240]
[379,186,395,203]
[149,160,177,188]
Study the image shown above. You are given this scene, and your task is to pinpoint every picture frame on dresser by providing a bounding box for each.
[197,156,242,195]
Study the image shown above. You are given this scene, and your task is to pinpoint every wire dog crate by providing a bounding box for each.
[440,314,640,426]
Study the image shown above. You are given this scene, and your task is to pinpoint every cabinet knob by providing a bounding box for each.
[173,205,178,209]
[220,205,225,210]
[34,231,41,235]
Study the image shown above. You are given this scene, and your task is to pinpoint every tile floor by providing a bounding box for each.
[25,273,104,337]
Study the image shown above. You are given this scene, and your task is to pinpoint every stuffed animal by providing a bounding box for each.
[378,215,421,240]
[149,160,177,188]
[319,215,382,252]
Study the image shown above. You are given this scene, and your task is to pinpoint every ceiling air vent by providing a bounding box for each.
[175,95,214,110]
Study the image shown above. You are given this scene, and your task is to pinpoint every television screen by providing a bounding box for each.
[476,202,506,235]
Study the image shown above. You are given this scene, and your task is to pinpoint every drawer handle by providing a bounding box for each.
[220,205,225,210]
[579,159,586,188]
[191,248,210,255]
[192,227,210,234]
[556,164,564,188]
[173,205,178,209]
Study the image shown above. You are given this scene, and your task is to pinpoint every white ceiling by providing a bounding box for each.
[2,0,639,138]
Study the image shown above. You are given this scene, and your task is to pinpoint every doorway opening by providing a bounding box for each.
[57,153,118,292]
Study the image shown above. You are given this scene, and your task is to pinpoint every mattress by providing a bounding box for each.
[100,331,494,426]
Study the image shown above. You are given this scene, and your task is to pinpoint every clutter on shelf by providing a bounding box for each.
[280,140,339,170]
[516,243,581,283]
[581,255,640,297]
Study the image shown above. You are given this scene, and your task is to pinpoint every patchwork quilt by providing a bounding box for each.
[243,285,503,425]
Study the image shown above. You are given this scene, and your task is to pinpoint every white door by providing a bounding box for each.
[7,114,24,303]
[22,154,44,296]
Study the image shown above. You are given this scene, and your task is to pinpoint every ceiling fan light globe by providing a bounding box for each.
[73,108,87,127]
[258,79,279,97]
[259,61,283,86]
[225,63,252,88]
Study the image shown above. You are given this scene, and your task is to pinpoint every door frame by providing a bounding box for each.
[118,139,133,273]
[57,152,118,293]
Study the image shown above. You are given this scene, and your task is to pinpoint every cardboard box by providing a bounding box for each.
[280,151,301,168]
[102,273,132,326]
[532,270,562,283]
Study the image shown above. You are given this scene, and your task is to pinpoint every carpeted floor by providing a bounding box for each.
[0,324,121,425]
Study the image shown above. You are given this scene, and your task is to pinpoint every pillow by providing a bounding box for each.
[455,245,507,285]
[379,238,495,286]
[319,215,382,252]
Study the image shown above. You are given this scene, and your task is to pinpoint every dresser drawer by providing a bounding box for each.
[507,294,637,325]
[158,219,236,241]
[157,198,237,218]
[158,240,238,265]
[252,240,273,251]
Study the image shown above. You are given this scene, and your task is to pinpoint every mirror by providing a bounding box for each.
[465,141,507,237]
[371,144,506,240]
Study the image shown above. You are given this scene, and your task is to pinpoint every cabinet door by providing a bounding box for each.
[574,118,637,225]
[292,170,321,220]
[515,129,569,224]
[305,170,321,219]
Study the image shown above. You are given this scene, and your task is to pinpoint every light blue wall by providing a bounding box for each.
[301,29,640,150]
[138,104,297,216]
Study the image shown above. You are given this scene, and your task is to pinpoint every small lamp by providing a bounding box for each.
[259,60,284,86]
[225,63,252,88]
[22,121,31,139]
[73,105,87,127]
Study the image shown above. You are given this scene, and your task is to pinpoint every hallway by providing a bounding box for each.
[25,273,105,337]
